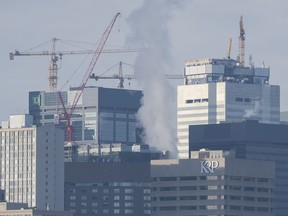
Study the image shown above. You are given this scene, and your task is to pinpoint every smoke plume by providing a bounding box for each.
[126,0,184,158]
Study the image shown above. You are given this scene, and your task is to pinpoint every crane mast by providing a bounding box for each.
[59,12,121,143]
[238,15,245,67]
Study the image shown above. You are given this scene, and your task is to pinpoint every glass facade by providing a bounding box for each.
[29,87,142,146]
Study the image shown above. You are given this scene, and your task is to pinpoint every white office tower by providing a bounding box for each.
[0,115,64,210]
[177,58,280,158]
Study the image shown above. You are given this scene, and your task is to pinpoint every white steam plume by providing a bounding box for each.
[126,0,185,158]
[244,100,260,119]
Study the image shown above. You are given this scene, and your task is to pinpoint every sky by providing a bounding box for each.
[1,0,288,123]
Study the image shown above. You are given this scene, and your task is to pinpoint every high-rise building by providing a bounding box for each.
[29,87,142,147]
[177,58,280,158]
[151,149,275,216]
[0,115,64,210]
[64,162,151,216]
[189,120,288,216]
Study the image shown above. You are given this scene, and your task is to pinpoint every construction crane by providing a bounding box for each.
[90,61,184,89]
[238,15,245,67]
[58,12,121,143]
[10,38,140,92]
[227,37,232,59]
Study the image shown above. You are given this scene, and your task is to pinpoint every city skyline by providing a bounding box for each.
[1,0,288,122]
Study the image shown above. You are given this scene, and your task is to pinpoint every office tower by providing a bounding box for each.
[177,58,280,158]
[189,120,288,216]
[0,115,64,210]
[64,162,151,216]
[151,149,274,216]
[29,86,142,147]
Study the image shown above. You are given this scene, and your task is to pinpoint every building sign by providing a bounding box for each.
[200,160,219,173]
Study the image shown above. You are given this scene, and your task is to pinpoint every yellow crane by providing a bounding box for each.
[10,38,141,91]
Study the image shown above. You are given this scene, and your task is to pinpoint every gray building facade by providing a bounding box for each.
[64,162,151,216]
[189,120,288,216]
[151,150,275,216]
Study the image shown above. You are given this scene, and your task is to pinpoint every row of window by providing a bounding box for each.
[154,185,272,192]
[70,188,140,194]
[153,176,270,182]
[154,195,271,202]
[235,97,252,103]
[186,98,209,104]
[73,182,151,187]
[69,195,150,201]
[154,205,271,212]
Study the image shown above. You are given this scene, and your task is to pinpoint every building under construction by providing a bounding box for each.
[177,16,280,159]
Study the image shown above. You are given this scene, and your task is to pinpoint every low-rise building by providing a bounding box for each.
[0,202,72,216]
[65,162,151,216]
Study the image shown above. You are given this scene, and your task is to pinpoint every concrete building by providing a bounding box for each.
[0,115,64,210]
[177,58,280,158]
[64,162,151,216]
[189,120,288,216]
[151,150,275,216]
[0,202,72,216]
[29,86,142,147]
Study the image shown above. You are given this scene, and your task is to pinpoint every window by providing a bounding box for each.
[159,187,177,191]
[243,206,255,211]
[179,206,197,210]
[114,202,120,207]
[257,197,269,202]
[143,189,150,194]
[236,97,243,102]
[257,187,269,192]
[179,196,196,200]
[159,177,177,181]
[114,196,120,200]
[125,209,134,214]
[144,196,150,201]
[125,189,133,193]
[230,196,241,200]
[243,196,255,201]
[179,176,197,181]
[159,206,176,211]
[125,196,133,200]
[230,205,241,210]
[159,196,177,201]
[243,187,255,191]
[114,209,120,214]
[125,202,134,207]
[179,186,197,191]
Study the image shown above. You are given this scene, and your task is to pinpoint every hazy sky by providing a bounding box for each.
[1,0,288,122]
